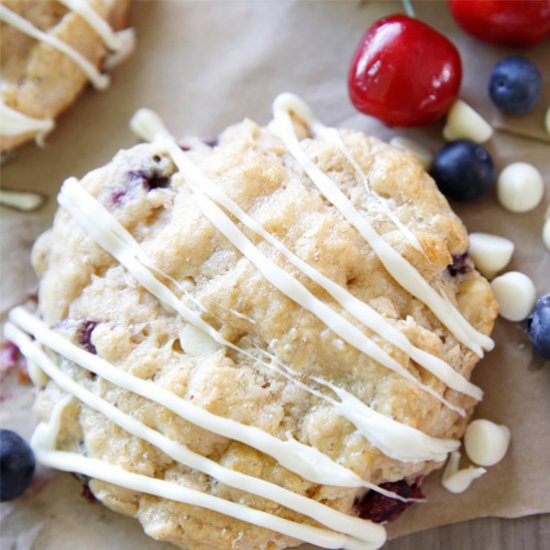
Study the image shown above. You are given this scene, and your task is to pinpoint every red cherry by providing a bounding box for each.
[449,0,550,48]
[348,15,462,128]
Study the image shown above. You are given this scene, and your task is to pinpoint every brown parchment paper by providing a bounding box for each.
[1,1,549,548]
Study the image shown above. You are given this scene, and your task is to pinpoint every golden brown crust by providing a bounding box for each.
[32,121,498,549]
[0,0,131,153]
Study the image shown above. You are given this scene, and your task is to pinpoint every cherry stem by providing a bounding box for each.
[401,0,416,17]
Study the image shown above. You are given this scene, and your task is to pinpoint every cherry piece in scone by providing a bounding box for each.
[348,15,462,128]
[449,0,550,48]
[355,479,424,523]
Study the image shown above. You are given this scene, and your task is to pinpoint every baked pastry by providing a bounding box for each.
[0,0,133,154]
[8,94,498,550]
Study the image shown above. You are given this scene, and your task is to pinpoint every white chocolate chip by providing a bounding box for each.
[179,324,222,356]
[0,189,46,211]
[441,451,486,494]
[389,136,433,170]
[491,271,536,321]
[543,217,550,251]
[129,108,173,142]
[443,100,493,143]
[469,232,514,279]
[464,419,511,467]
[103,28,136,71]
[497,162,544,213]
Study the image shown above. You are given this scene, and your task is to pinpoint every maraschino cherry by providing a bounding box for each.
[449,0,550,48]
[348,14,462,128]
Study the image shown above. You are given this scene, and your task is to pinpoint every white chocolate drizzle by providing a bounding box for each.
[241,344,458,463]
[441,451,486,494]
[28,397,384,550]
[101,27,135,70]
[57,176,464,456]
[9,306,405,493]
[0,4,110,90]
[160,139,481,403]
[314,378,457,462]
[0,101,54,139]
[271,93,494,357]
[5,322,386,548]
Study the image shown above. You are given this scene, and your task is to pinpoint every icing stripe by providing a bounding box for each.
[271,93,494,357]
[0,4,109,89]
[9,306,387,490]
[28,398,384,550]
[0,101,54,138]
[5,323,385,545]
[58,178,464,461]
[160,140,481,402]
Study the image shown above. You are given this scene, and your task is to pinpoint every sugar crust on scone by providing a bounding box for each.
[25,114,497,550]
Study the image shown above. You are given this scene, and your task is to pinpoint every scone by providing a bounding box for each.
[8,94,498,550]
[0,0,133,154]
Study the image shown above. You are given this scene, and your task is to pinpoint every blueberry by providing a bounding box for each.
[488,57,542,115]
[431,140,496,202]
[0,429,35,501]
[447,253,473,277]
[525,294,550,360]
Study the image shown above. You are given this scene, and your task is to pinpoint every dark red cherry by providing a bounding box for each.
[449,0,550,48]
[354,479,424,523]
[348,15,462,128]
